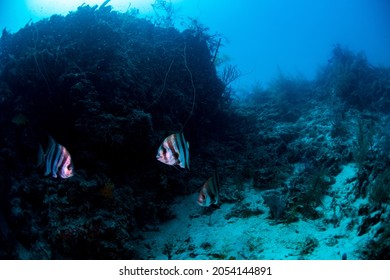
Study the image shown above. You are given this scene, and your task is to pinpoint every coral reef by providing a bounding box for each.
[0,4,226,259]
[0,3,389,260]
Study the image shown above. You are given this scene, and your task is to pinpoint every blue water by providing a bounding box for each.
[1,0,390,261]
[1,0,389,89]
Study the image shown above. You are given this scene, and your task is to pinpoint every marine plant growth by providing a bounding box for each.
[0,1,389,260]
[0,3,226,259]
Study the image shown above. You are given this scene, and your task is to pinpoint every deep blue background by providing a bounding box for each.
[1,0,389,90]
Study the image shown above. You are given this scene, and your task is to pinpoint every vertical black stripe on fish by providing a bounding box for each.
[211,171,220,204]
[183,133,189,169]
[57,146,67,175]
[176,133,184,164]
[159,144,168,162]
[52,144,63,177]
[44,140,56,176]
[210,177,216,202]
[58,146,70,177]
[178,132,189,168]
[167,136,179,160]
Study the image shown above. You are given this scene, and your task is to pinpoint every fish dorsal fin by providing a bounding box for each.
[37,144,45,167]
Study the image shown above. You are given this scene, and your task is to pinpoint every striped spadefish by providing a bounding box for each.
[156,132,189,169]
[197,170,220,207]
[43,137,73,178]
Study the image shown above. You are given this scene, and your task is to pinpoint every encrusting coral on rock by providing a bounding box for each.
[0,3,389,260]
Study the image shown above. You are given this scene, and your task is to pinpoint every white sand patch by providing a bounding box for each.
[139,163,377,260]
